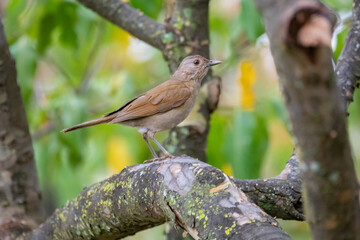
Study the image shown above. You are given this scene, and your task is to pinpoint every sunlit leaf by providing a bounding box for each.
[221,163,234,177]
[323,0,352,11]
[334,27,349,61]
[238,60,256,111]
[106,137,135,173]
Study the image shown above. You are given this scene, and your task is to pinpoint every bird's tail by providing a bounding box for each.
[61,115,115,133]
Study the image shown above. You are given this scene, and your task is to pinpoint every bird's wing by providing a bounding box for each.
[108,81,191,123]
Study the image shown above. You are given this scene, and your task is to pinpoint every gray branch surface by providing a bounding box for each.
[236,154,303,221]
[20,157,291,240]
[336,0,360,108]
[0,20,43,239]
[255,0,360,239]
[77,0,166,50]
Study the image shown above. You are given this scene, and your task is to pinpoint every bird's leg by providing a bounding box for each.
[148,132,174,158]
[142,132,158,158]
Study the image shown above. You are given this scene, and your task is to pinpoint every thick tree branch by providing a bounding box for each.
[77,0,166,50]
[336,0,360,108]
[255,0,360,239]
[0,20,43,239]
[20,157,291,240]
[236,154,303,221]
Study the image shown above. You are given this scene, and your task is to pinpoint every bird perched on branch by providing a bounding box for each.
[62,55,221,159]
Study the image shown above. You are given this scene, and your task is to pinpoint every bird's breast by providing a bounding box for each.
[121,89,198,132]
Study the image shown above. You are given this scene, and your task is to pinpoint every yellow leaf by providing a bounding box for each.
[237,60,256,111]
[103,28,131,67]
[113,28,130,48]
[221,163,234,177]
[106,137,134,173]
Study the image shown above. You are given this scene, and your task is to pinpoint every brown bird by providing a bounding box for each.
[62,55,221,158]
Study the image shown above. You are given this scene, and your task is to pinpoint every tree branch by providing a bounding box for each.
[20,156,291,240]
[163,0,211,72]
[235,154,303,221]
[336,0,360,108]
[0,20,43,239]
[77,0,166,50]
[255,0,360,238]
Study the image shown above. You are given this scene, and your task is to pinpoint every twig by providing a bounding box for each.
[335,0,360,108]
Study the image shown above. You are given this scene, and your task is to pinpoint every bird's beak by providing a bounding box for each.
[207,60,222,67]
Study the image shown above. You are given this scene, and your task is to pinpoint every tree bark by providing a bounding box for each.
[235,153,303,221]
[20,156,291,240]
[0,20,43,239]
[255,0,360,239]
[335,0,360,108]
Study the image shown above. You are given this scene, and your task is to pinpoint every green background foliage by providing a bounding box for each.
[3,0,358,239]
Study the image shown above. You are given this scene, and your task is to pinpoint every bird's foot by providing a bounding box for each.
[143,154,175,164]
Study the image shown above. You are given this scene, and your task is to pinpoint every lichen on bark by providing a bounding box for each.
[21,157,291,240]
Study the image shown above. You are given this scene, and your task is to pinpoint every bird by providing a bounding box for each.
[62,55,221,159]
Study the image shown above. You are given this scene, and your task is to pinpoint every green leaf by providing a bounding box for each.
[207,113,231,169]
[10,38,38,104]
[37,12,57,54]
[322,0,352,11]
[3,0,27,43]
[57,2,78,48]
[227,110,269,179]
[239,0,265,43]
[129,0,163,19]
[334,26,349,61]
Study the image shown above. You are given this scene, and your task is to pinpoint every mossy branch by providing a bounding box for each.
[20,156,292,240]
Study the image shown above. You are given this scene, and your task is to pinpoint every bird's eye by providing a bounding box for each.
[193,59,200,65]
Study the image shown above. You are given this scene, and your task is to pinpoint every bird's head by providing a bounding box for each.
[176,55,222,82]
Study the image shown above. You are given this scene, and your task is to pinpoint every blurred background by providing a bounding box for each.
[2,0,359,239]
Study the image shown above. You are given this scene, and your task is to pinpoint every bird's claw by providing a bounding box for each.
[143,154,175,163]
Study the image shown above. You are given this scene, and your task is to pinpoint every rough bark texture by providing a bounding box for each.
[336,0,360,108]
[235,154,303,221]
[0,20,43,239]
[255,0,360,239]
[162,0,210,72]
[20,156,291,240]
